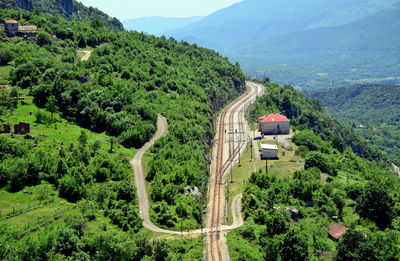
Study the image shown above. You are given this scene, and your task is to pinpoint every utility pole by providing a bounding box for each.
[266,158,268,174]
[230,162,233,183]
[250,140,253,162]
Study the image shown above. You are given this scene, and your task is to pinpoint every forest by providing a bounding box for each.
[0,7,244,259]
[306,84,400,165]
[229,82,400,260]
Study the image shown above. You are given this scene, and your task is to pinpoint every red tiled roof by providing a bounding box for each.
[328,222,348,240]
[5,20,18,24]
[18,25,38,31]
[260,113,289,123]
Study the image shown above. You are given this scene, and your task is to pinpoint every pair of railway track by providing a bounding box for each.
[207,83,260,261]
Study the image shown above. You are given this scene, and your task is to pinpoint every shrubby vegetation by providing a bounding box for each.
[229,82,400,260]
[1,8,244,231]
[307,84,400,165]
[0,133,142,231]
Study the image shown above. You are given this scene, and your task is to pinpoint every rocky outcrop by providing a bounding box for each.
[60,0,75,17]
[16,0,33,10]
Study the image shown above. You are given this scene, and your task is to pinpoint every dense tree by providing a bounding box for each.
[280,227,310,261]
[335,230,377,261]
[0,48,16,65]
[37,31,52,46]
[356,180,395,229]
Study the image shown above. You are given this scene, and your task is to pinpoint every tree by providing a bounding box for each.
[153,240,168,261]
[45,95,58,122]
[280,226,310,261]
[34,182,54,203]
[91,140,101,155]
[305,151,337,176]
[335,229,377,261]
[109,137,117,153]
[355,181,395,229]
[78,131,88,147]
[0,48,16,65]
[37,32,52,46]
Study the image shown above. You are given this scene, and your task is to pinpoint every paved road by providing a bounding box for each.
[130,115,246,236]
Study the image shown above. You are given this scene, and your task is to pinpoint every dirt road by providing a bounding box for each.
[80,50,92,61]
[130,114,248,236]
[394,164,400,177]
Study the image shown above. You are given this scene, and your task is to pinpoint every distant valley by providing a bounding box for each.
[162,0,400,90]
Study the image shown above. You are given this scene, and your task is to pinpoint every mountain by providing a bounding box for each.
[307,84,400,164]
[167,0,400,49]
[0,0,123,30]
[232,8,400,89]
[165,0,400,89]
[123,16,203,36]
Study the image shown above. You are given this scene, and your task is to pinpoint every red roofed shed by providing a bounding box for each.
[18,25,38,31]
[328,222,348,241]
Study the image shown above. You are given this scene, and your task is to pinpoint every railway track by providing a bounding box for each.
[206,82,261,261]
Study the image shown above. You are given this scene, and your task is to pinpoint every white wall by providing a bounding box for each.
[260,121,290,135]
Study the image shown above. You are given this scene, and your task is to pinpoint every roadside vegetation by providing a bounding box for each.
[228,82,400,260]
[0,7,244,259]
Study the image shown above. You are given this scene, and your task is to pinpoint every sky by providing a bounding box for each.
[78,0,244,21]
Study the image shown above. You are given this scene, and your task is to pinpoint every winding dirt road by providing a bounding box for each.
[130,115,245,235]
[130,81,264,259]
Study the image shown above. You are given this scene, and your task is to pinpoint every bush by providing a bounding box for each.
[0,48,17,65]
[305,151,337,176]
[37,32,52,46]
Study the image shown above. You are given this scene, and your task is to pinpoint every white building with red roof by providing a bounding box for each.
[258,113,290,135]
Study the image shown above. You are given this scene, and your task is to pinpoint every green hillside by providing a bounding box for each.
[0,0,123,30]
[228,82,400,260]
[307,84,400,164]
[0,7,244,259]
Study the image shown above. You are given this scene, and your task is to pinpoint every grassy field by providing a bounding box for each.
[0,95,139,238]
[225,133,304,224]
[0,65,11,84]
[0,95,135,158]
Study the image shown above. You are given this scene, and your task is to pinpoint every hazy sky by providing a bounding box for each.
[78,0,244,21]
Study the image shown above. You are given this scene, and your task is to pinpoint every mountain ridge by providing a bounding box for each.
[123,16,204,36]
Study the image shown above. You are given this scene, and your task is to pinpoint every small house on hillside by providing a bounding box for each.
[4,20,18,33]
[259,113,290,135]
[3,20,38,37]
[328,222,348,241]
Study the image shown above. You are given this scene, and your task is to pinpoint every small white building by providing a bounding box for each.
[260,144,278,159]
[259,113,290,135]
